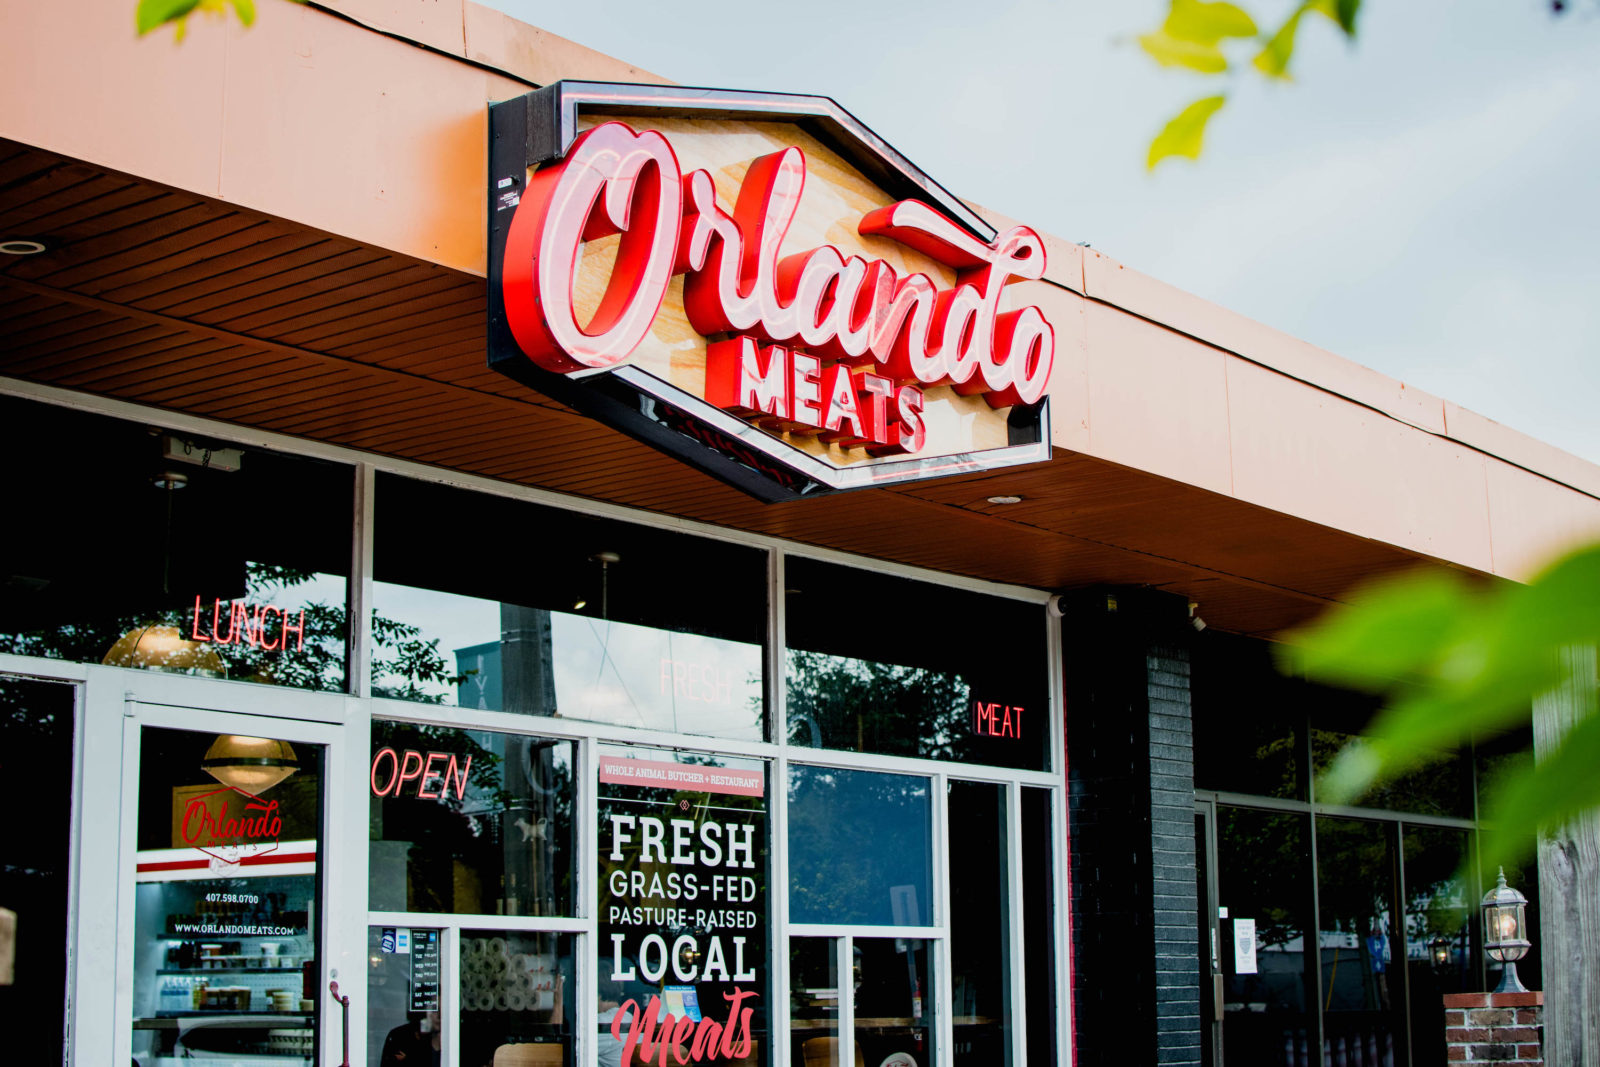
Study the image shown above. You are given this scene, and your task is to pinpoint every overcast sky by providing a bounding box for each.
[484,0,1599,465]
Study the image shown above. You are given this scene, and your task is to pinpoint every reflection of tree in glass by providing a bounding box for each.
[1217,808,1306,951]
[1402,828,1471,949]
[371,722,574,915]
[1310,728,1466,819]
[787,766,929,926]
[786,650,969,759]
[0,561,454,696]
[1314,819,1391,938]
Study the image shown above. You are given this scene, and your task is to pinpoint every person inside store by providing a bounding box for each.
[380,1010,442,1067]
[596,977,627,1067]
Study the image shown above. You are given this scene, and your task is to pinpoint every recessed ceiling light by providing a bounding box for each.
[0,238,48,256]
[986,495,1023,505]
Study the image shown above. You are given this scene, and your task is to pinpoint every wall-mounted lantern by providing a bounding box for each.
[1481,867,1531,994]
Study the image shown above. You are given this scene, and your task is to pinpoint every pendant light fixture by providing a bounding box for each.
[102,623,225,677]
[201,734,300,793]
[590,551,620,619]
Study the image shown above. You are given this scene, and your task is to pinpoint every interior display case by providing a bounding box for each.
[131,874,318,1065]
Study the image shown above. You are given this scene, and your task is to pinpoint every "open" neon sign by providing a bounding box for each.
[369,748,473,800]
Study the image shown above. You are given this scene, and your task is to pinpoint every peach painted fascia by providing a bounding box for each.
[1061,248,1600,580]
[0,0,658,278]
[4,0,1597,582]
[1078,247,1600,503]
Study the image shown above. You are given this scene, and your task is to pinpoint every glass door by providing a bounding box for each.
[1195,802,1222,1067]
[118,705,356,1067]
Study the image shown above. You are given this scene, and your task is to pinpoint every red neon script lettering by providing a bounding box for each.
[502,123,683,372]
[370,748,472,800]
[501,122,1055,423]
[191,595,305,654]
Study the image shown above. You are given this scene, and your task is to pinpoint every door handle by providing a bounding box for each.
[329,979,351,1067]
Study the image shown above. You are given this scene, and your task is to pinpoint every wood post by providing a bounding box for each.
[1533,645,1600,1067]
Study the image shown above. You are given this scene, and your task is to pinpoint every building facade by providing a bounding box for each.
[1,2,1598,1066]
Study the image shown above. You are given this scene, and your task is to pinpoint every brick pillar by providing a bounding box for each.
[1063,589,1200,1066]
[1443,992,1544,1065]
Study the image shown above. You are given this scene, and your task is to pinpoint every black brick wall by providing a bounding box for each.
[1064,591,1201,1066]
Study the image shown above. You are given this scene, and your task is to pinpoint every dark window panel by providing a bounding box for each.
[0,396,351,691]
[369,722,574,917]
[371,473,766,741]
[784,556,1048,770]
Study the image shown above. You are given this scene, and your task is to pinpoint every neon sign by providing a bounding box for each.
[973,700,1024,740]
[190,595,305,652]
[501,123,1053,458]
[487,83,1059,499]
[369,747,473,800]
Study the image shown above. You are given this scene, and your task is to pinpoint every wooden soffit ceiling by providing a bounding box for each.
[0,140,1456,637]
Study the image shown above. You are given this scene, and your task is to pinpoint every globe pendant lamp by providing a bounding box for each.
[201,734,300,793]
[102,623,226,677]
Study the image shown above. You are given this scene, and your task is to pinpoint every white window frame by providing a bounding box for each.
[1,376,1073,1067]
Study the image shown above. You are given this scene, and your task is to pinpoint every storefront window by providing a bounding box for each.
[1216,807,1314,1065]
[369,723,575,917]
[853,937,934,1065]
[1402,828,1472,1067]
[0,677,75,1066]
[1192,632,1302,800]
[1021,788,1058,1067]
[371,474,766,742]
[598,745,769,1066]
[0,397,350,691]
[460,930,574,1066]
[1311,704,1470,817]
[784,556,1048,770]
[787,766,931,927]
[1316,817,1403,1064]
[131,726,323,1066]
[789,938,839,1065]
[948,780,1011,1065]
[367,926,443,1067]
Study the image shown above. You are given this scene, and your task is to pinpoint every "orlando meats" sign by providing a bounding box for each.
[487,83,1059,500]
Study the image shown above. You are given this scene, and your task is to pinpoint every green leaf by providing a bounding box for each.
[1309,0,1362,36]
[1501,543,1600,651]
[1164,0,1259,45]
[230,0,256,26]
[1478,685,1600,874]
[136,0,201,35]
[1252,6,1307,80]
[1147,95,1228,169]
[1139,32,1229,74]
[1280,570,1477,688]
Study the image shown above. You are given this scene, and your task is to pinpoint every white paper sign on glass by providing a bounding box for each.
[1233,917,1258,975]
